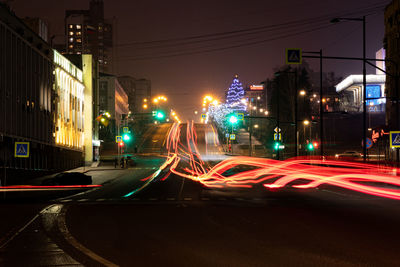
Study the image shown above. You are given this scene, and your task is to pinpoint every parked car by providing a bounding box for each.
[335,151,363,159]
[41,172,92,186]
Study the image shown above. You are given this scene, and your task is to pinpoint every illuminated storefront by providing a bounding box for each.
[53,50,85,150]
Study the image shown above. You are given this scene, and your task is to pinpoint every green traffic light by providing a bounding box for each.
[156,111,165,119]
[228,115,238,124]
[307,143,314,151]
[123,133,131,141]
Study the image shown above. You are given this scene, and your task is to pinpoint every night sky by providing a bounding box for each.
[10,0,390,121]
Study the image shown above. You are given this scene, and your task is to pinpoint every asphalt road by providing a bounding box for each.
[2,122,400,266]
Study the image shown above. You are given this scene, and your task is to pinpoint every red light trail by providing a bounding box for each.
[163,122,400,200]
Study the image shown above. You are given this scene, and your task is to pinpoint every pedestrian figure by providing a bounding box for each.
[114,157,118,168]
[120,157,124,168]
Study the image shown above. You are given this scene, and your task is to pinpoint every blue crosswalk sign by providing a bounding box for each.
[390,131,400,148]
[15,142,29,158]
[286,48,302,64]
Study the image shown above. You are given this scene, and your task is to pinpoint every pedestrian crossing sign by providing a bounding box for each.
[116,136,123,143]
[390,131,400,148]
[14,142,29,158]
[201,114,207,119]
[230,134,236,140]
[286,48,302,64]
[237,113,244,120]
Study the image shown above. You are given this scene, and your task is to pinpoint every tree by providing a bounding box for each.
[226,74,246,111]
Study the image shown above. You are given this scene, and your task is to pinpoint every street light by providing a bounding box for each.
[299,90,306,96]
[331,16,366,162]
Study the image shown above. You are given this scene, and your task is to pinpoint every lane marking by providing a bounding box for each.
[166,198,175,201]
[184,197,192,201]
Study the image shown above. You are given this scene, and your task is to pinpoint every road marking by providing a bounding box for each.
[236,198,244,201]
[184,197,192,201]
[78,199,88,202]
[166,198,175,201]
[60,199,72,203]
[58,205,119,267]
[149,198,158,201]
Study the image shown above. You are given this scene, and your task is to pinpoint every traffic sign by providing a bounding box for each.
[286,48,302,64]
[225,133,229,138]
[365,137,373,149]
[274,127,281,133]
[15,142,29,158]
[237,113,244,120]
[274,133,282,141]
[123,127,129,133]
[201,114,207,119]
[116,136,122,143]
[230,134,236,140]
[390,131,400,148]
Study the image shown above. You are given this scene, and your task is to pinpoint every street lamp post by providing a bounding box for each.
[331,16,366,162]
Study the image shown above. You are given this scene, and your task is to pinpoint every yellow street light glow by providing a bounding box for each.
[143,104,148,109]
[153,98,159,103]
[303,120,310,125]
[322,98,326,103]
[254,124,259,128]
[143,98,148,102]
[264,111,269,115]
[299,90,306,96]
[212,100,218,105]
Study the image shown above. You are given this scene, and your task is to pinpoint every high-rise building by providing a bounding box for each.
[65,0,113,73]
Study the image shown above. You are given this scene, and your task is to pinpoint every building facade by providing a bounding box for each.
[0,3,86,183]
[384,1,400,129]
[134,79,151,113]
[99,74,129,140]
[65,0,113,73]
[118,76,136,113]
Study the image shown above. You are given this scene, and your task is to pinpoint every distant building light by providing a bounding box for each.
[76,24,82,29]
[250,85,264,90]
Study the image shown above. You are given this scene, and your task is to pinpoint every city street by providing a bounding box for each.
[2,123,400,266]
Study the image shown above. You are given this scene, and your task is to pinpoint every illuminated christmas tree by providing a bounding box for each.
[226,74,246,111]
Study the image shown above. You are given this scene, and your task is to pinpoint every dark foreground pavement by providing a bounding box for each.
[63,191,400,267]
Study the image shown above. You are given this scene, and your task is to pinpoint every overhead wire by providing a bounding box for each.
[117,3,386,61]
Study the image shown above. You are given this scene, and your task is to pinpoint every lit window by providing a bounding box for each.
[76,24,82,29]
[76,31,81,36]
[68,24,73,29]
[69,31,74,36]
[76,38,82,43]
[69,44,74,49]
[69,37,74,42]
